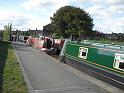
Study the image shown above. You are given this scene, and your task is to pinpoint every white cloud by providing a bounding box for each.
[21,0,124,33]
[76,0,87,3]
[86,4,124,19]
[110,17,124,33]
[1,0,124,33]
[86,5,103,14]
[0,10,45,30]
[85,0,124,33]
[22,0,70,12]
[90,0,103,4]
[77,0,102,4]
[21,0,73,27]
[108,5,124,15]
[94,17,124,33]
[86,5,112,19]
[22,0,42,10]
[107,0,124,5]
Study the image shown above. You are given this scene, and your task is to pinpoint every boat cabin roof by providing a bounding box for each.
[69,40,124,51]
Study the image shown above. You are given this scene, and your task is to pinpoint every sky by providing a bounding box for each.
[0,0,124,33]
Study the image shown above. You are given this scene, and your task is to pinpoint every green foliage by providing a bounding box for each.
[24,31,30,36]
[51,6,94,38]
[3,23,12,41]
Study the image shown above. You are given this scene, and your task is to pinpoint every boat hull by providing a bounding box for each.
[64,42,124,90]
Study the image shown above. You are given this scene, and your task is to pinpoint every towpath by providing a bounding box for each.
[13,42,120,93]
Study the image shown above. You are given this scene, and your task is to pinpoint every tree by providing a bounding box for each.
[3,23,12,41]
[51,6,94,39]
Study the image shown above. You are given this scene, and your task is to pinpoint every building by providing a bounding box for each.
[28,28,43,36]
[43,24,53,36]
[105,33,124,41]
[10,28,43,36]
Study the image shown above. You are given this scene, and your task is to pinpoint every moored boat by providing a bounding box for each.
[62,40,124,90]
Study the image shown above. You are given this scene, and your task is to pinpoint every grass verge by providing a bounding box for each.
[0,41,27,93]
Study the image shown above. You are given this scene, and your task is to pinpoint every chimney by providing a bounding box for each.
[36,28,37,31]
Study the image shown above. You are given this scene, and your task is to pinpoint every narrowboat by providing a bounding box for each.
[62,40,124,90]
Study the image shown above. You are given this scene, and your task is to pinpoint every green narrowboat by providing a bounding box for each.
[63,40,124,90]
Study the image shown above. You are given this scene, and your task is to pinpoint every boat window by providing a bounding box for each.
[119,62,124,70]
[82,52,86,56]
[78,47,88,59]
[113,53,124,71]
